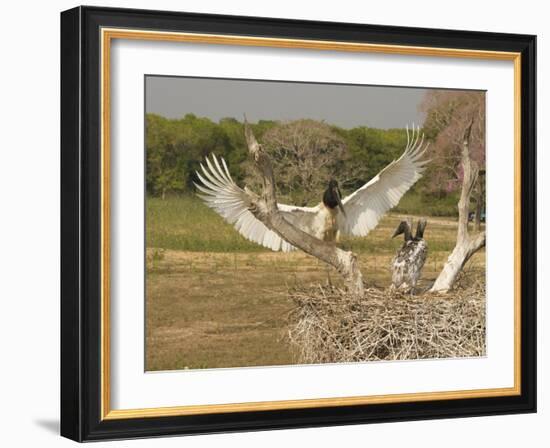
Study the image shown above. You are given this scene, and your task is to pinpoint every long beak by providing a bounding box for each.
[391,229,400,238]
[336,188,346,218]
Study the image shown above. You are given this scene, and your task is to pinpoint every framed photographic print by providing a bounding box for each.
[60,6,536,442]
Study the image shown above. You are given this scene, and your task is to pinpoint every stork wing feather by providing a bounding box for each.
[338,125,430,237]
[195,154,317,252]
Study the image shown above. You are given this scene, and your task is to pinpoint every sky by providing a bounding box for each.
[145,76,428,129]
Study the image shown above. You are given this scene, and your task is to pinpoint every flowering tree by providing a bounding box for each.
[421,91,485,197]
[421,92,487,292]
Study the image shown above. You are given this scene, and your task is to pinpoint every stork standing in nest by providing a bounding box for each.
[195,125,429,252]
[391,218,428,292]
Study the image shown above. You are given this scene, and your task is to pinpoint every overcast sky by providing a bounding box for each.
[145,76,429,129]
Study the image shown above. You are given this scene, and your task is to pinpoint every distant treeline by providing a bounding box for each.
[146,113,459,215]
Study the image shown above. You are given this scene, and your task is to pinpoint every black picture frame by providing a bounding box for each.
[61,5,536,442]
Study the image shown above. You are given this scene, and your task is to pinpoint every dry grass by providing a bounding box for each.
[288,273,486,364]
[145,196,486,370]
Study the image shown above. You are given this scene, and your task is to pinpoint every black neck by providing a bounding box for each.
[415,220,427,239]
[323,188,339,209]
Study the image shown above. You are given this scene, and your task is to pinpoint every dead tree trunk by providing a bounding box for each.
[473,193,482,232]
[473,170,485,233]
[430,120,486,293]
[243,120,364,297]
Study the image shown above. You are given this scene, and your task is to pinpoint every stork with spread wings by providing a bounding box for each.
[195,125,429,252]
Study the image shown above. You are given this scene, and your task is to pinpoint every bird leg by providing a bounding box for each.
[326,265,333,288]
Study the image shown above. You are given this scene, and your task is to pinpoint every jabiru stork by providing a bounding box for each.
[195,125,429,252]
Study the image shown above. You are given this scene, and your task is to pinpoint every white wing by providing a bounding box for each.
[194,154,318,252]
[338,125,430,237]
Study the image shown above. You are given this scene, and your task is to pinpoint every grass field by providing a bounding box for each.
[145,196,485,371]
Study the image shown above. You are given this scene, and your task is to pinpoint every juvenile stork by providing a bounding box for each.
[195,125,429,252]
[391,218,428,292]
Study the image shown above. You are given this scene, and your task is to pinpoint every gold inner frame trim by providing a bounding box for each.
[100,27,522,421]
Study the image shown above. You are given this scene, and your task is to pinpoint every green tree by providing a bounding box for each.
[248,119,347,206]
[146,114,234,197]
[339,126,408,192]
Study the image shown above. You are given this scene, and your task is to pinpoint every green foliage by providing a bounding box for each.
[337,126,408,192]
[393,190,460,217]
[145,114,462,217]
[146,113,235,197]
[146,114,280,196]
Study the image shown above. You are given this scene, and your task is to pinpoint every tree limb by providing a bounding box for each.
[431,116,486,292]
[243,119,364,297]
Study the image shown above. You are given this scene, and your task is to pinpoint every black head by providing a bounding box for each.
[392,219,413,241]
[323,179,346,217]
[415,219,427,239]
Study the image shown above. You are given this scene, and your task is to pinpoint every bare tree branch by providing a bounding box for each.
[245,119,346,206]
[243,119,364,297]
[431,116,486,292]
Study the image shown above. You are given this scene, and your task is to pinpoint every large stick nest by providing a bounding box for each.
[288,278,486,364]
